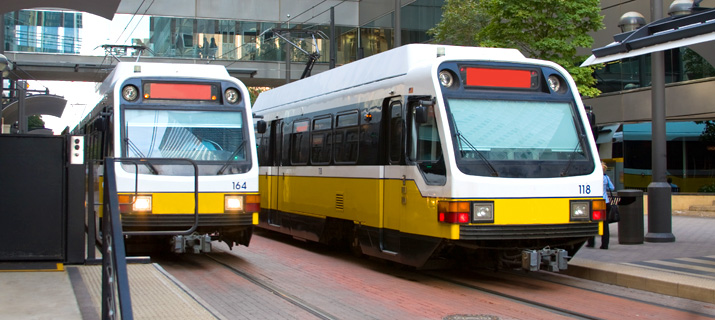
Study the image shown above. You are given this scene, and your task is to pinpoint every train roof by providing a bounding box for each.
[98,62,233,96]
[252,44,526,113]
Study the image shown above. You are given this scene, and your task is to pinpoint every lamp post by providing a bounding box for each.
[647,0,677,242]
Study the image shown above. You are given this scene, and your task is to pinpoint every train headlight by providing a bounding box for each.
[225,195,244,213]
[547,75,566,93]
[132,195,152,213]
[472,202,494,223]
[438,70,456,88]
[224,88,241,104]
[122,85,139,102]
[570,201,590,221]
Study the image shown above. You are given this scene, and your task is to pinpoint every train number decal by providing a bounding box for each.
[578,184,591,194]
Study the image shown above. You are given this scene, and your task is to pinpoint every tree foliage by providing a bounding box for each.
[248,86,271,105]
[28,115,45,131]
[429,0,604,97]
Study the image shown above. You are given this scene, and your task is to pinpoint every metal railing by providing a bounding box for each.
[101,157,134,320]
[97,157,200,319]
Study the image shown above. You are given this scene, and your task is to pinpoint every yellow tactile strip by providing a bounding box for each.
[75,264,218,319]
[567,258,715,304]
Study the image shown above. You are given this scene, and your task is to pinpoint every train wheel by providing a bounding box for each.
[350,227,363,257]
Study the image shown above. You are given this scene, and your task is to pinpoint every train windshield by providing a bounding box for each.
[446,98,594,178]
[123,109,247,163]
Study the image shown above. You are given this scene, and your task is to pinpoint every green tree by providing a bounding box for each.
[248,86,271,106]
[429,0,604,97]
[28,115,45,131]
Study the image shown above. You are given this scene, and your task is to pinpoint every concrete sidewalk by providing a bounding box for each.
[567,215,715,303]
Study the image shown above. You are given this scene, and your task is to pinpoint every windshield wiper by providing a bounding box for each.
[124,137,159,175]
[560,134,586,177]
[455,132,499,177]
[217,141,246,175]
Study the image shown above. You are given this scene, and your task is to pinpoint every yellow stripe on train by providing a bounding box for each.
[259,174,599,240]
[118,192,259,214]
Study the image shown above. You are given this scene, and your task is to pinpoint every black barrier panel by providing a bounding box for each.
[0,135,65,261]
[617,189,645,245]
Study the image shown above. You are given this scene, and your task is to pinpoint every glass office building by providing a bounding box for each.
[3,0,443,66]
[3,10,82,53]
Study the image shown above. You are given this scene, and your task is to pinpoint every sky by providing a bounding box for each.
[27,12,150,134]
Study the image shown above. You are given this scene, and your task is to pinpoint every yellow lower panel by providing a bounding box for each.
[490,198,590,225]
[277,175,381,226]
[262,175,598,240]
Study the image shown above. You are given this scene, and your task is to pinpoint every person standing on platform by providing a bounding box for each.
[586,161,615,249]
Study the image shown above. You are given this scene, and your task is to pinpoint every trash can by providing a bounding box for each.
[616,189,644,244]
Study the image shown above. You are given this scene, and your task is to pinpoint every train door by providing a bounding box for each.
[267,119,283,226]
[381,98,406,253]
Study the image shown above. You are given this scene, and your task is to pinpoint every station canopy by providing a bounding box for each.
[582,8,715,67]
[1,0,120,19]
[2,95,67,124]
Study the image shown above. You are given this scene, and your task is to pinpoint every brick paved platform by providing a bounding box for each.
[1,215,713,319]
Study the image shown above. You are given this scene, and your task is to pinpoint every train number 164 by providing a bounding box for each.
[232,182,247,190]
[578,185,591,194]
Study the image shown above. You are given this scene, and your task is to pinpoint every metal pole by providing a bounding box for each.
[285,32,291,83]
[1,15,5,131]
[17,80,26,134]
[330,7,336,69]
[645,0,675,243]
[0,73,4,133]
[394,0,401,47]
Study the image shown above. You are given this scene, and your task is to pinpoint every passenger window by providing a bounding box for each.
[311,116,332,164]
[389,101,403,163]
[335,111,359,164]
[291,119,310,165]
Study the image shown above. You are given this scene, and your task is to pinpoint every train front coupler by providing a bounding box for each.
[521,247,569,272]
[172,233,212,254]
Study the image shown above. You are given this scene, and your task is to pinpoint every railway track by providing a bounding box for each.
[153,234,715,320]
[424,272,600,320]
[203,253,339,320]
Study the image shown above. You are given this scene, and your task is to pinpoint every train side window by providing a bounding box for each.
[291,119,310,165]
[389,101,403,164]
[256,121,272,165]
[311,116,332,164]
[335,111,359,164]
[408,101,445,185]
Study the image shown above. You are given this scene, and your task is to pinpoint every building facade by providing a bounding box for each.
[586,0,715,193]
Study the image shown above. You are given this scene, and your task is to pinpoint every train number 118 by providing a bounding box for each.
[579,185,591,194]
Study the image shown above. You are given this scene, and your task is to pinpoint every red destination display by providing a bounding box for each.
[145,83,216,100]
[464,67,536,89]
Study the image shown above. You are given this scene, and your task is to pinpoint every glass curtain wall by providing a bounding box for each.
[3,2,444,64]
[3,10,82,53]
[607,122,715,193]
[594,48,715,94]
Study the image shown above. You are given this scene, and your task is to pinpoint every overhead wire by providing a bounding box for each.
[122,0,156,45]
[114,0,147,44]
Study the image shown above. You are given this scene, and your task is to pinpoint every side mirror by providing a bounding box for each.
[414,106,428,124]
[256,120,267,134]
[93,117,107,132]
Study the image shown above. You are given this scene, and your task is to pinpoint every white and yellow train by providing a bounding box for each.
[74,62,260,253]
[252,44,605,271]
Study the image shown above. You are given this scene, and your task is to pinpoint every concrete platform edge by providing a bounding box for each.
[565,258,715,304]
